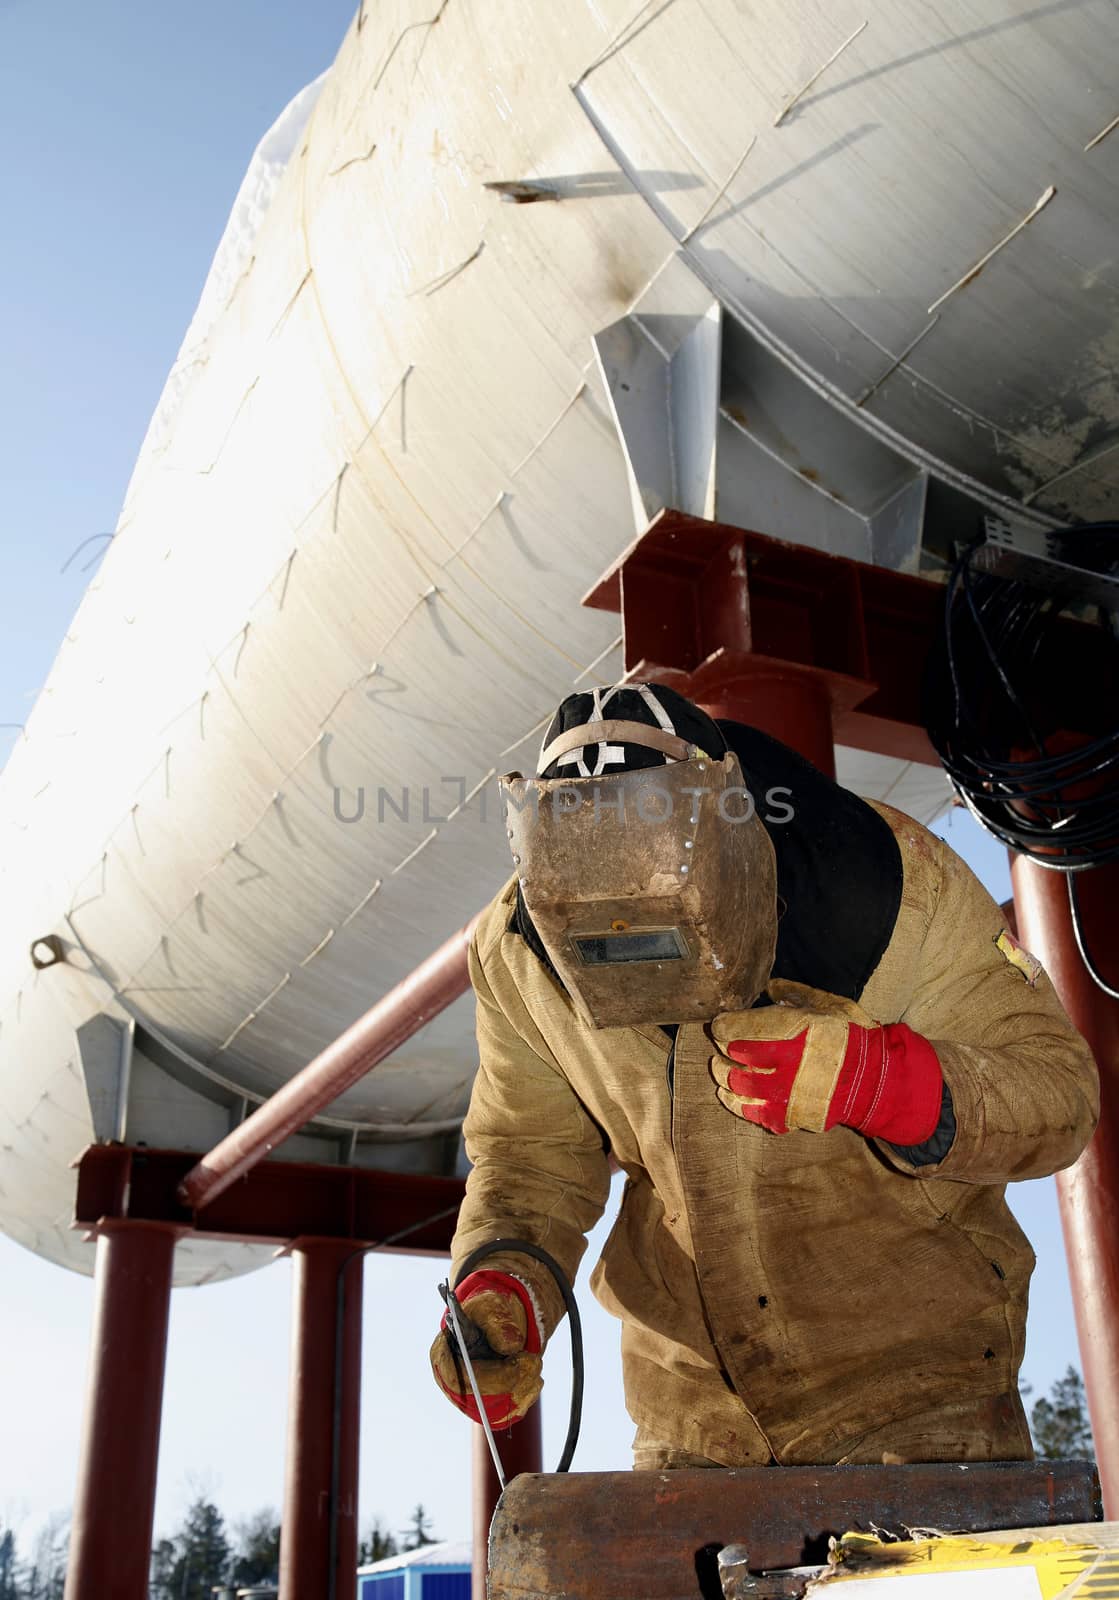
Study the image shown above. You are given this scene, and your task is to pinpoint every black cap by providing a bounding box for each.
[537,682,727,778]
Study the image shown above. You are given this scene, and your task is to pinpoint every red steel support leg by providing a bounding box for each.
[280,1242,363,1600]
[64,1222,177,1600]
[472,1409,543,1600]
[1011,855,1119,1515]
[697,668,837,779]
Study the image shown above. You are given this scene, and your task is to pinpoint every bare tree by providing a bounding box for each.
[24,1514,68,1600]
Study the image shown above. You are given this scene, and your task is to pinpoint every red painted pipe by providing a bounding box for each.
[472,1409,543,1600]
[1011,855,1119,1514]
[699,667,837,778]
[279,1241,363,1600]
[64,1223,177,1600]
[180,914,482,1211]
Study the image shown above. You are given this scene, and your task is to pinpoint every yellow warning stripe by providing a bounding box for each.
[829,1535,1103,1600]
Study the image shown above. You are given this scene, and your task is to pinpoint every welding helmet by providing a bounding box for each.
[500,684,777,1028]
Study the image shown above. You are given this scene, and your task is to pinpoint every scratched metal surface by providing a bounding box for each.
[580,0,1119,520]
[487,1464,1104,1600]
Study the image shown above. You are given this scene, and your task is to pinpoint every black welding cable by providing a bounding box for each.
[453,1236,584,1475]
[1068,873,1119,1001]
[924,524,1119,995]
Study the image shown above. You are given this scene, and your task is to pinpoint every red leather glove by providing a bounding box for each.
[711,981,943,1144]
[429,1270,543,1428]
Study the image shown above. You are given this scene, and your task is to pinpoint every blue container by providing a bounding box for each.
[357,1541,472,1600]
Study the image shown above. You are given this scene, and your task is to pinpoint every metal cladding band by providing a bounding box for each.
[179,913,482,1211]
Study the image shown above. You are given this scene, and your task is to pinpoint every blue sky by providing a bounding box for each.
[0,0,1086,1566]
[0,0,355,766]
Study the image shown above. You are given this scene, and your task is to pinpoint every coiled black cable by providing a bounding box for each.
[453,1236,583,1474]
[923,524,1119,998]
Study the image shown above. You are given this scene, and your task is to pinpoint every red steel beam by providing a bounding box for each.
[1011,855,1119,1515]
[178,914,481,1212]
[63,1222,177,1600]
[583,509,1114,769]
[698,665,838,779]
[74,1144,464,1251]
[583,509,933,767]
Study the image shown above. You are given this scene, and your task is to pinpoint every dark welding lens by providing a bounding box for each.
[571,928,687,965]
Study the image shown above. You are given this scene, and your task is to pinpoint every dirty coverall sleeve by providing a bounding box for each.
[451,937,611,1337]
[880,834,1099,1183]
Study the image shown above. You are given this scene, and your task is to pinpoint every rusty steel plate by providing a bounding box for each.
[488,1463,1101,1600]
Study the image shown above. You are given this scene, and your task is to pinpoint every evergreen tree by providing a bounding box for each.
[402,1505,438,1551]
[359,1517,398,1565]
[1031,1365,1095,1459]
[159,1497,231,1599]
[229,1509,281,1586]
[149,1537,178,1600]
[0,1529,19,1600]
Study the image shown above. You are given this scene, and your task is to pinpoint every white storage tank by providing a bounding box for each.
[3,0,1116,1279]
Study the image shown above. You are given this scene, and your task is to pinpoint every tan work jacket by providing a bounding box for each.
[451,803,1098,1464]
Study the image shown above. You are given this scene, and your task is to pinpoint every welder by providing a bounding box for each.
[430,683,1098,1468]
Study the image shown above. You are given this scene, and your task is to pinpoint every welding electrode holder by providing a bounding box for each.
[448,1236,584,1474]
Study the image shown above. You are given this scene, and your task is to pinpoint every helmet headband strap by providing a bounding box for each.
[537,720,695,774]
